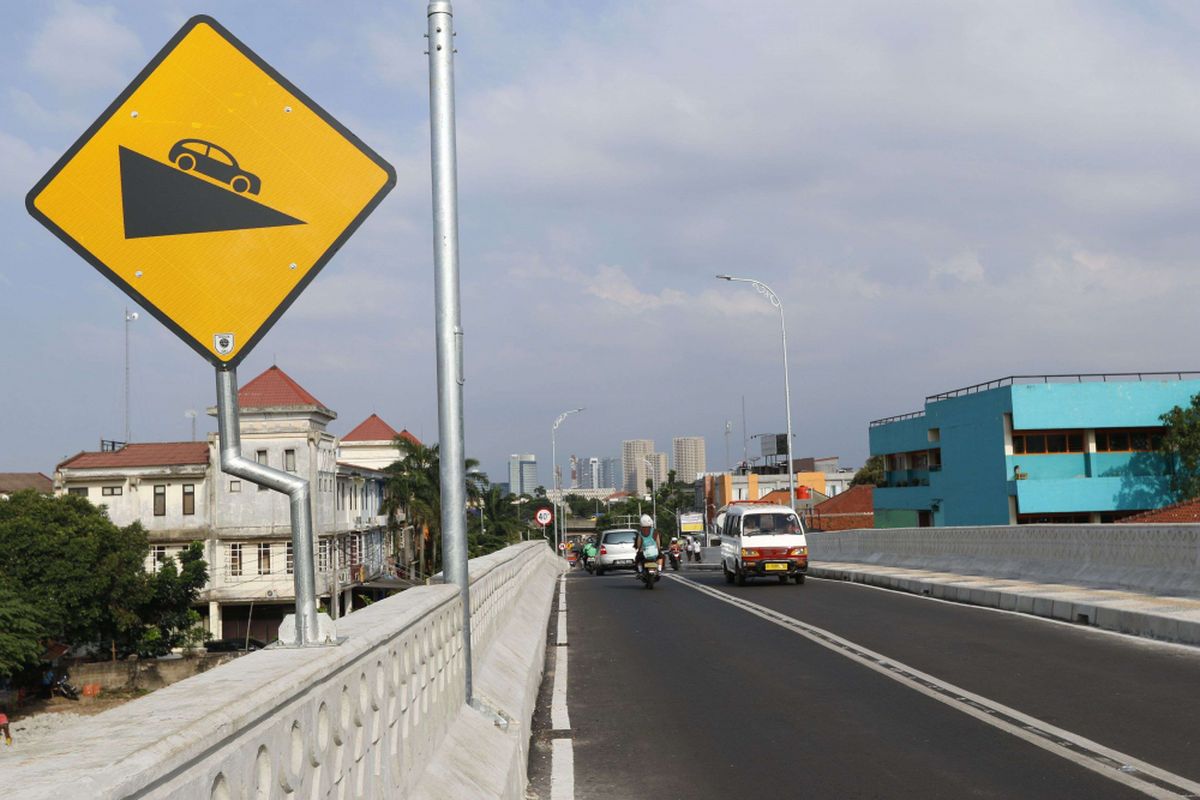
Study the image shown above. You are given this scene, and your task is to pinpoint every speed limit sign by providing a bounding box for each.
[535,507,553,527]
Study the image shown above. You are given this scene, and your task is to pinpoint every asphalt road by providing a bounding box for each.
[528,568,1200,799]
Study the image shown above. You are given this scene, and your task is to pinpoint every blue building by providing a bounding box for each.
[868,373,1200,527]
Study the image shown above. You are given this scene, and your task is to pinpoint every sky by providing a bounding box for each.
[6,1,1200,486]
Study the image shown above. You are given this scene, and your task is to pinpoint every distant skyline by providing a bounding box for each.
[8,3,1200,486]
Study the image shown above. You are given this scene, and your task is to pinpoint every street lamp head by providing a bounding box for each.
[715,274,732,281]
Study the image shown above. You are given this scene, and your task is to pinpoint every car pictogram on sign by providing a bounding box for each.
[168,139,261,195]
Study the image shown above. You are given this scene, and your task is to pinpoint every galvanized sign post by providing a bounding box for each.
[27,16,396,646]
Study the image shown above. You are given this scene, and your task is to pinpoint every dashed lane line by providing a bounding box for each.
[672,574,1200,800]
[551,738,575,800]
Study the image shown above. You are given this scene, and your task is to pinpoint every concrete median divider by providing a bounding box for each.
[3,541,565,799]
[807,525,1200,598]
[807,526,1200,645]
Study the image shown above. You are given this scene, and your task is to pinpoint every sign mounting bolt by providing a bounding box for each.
[289,262,297,270]
[130,110,139,118]
[284,106,292,113]
[135,270,143,278]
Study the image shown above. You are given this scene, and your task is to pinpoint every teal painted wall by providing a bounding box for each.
[1011,380,1200,428]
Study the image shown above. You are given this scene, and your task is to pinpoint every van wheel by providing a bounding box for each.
[735,567,747,587]
[795,575,805,585]
[723,562,733,584]
[778,575,789,584]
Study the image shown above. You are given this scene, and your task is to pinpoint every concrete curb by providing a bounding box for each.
[412,549,565,800]
[810,563,1200,647]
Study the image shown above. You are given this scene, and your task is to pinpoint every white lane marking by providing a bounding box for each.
[552,576,571,730]
[557,576,568,644]
[673,575,1200,800]
[551,738,575,800]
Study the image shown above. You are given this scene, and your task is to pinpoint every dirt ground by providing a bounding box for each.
[0,691,145,755]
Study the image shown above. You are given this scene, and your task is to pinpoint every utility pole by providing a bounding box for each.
[427,0,472,702]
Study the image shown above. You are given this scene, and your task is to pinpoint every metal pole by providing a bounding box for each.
[215,368,322,645]
[717,275,797,512]
[427,0,473,701]
[551,408,583,558]
[124,308,137,443]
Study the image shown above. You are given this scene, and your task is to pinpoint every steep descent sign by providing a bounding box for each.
[26,15,395,366]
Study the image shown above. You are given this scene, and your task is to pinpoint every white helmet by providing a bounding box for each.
[640,514,654,528]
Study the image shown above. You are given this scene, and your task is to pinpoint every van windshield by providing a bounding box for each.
[742,513,802,536]
[603,530,637,545]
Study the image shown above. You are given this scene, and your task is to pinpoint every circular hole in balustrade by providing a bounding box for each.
[211,773,231,800]
[357,671,369,724]
[255,745,271,799]
[339,685,351,744]
[317,701,330,753]
[375,660,385,708]
[290,721,304,778]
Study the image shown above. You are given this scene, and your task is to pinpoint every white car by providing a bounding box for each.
[593,528,639,575]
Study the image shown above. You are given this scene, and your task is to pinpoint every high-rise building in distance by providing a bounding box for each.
[508,453,537,496]
[599,457,621,490]
[672,436,707,484]
[622,439,654,492]
[575,456,601,489]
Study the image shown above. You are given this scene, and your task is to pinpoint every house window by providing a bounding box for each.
[1095,428,1164,453]
[149,544,167,572]
[1013,431,1084,455]
[102,486,123,496]
[286,542,294,575]
[182,484,195,516]
[154,485,166,516]
[67,487,88,497]
[318,539,329,572]
[257,450,268,490]
[257,542,272,575]
[229,480,241,493]
[228,543,243,577]
[285,449,296,472]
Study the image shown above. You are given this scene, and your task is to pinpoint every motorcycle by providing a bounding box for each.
[636,558,662,590]
[52,671,80,701]
[667,547,681,571]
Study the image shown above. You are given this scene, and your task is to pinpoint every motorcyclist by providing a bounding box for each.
[582,537,598,570]
[634,514,665,574]
[668,537,682,569]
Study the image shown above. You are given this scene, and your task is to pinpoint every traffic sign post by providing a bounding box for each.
[535,507,554,529]
[26,16,395,648]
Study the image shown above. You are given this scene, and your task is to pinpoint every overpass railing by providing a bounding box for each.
[5,541,558,800]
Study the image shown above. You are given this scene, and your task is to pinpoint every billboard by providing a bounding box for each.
[680,512,705,533]
[761,434,788,457]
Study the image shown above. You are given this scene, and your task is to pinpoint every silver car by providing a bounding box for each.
[594,528,638,575]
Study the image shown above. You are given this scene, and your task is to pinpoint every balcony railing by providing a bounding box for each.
[869,410,926,428]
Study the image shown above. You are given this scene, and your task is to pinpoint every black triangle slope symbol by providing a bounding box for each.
[119,146,305,239]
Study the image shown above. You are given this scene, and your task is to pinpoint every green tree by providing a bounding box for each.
[1159,394,1200,500]
[0,587,48,676]
[140,542,209,655]
[0,491,208,670]
[851,455,885,487]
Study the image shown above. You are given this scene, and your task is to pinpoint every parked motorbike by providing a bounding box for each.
[636,559,662,590]
[52,672,80,701]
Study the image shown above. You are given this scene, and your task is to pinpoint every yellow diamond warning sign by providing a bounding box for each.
[26,15,396,366]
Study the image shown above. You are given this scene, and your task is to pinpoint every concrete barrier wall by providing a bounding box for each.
[4,541,561,800]
[807,525,1200,597]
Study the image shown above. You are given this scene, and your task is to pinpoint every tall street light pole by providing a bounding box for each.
[643,455,658,523]
[427,0,473,702]
[716,275,796,513]
[552,408,584,555]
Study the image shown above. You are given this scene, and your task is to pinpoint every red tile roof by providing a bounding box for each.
[806,485,874,532]
[58,442,209,470]
[1116,497,1200,524]
[342,413,398,442]
[238,366,329,411]
[0,472,53,493]
[815,484,874,514]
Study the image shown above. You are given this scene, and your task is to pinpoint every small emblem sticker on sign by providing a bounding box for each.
[214,334,235,355]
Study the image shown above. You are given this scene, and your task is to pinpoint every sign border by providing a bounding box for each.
[535,507,554,527]
[25,14,397,368]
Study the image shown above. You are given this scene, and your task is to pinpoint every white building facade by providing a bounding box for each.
[672,436,707,484]
[54,367,406,643]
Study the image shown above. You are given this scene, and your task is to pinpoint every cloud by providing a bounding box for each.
[25,1,142,96]
[930,252,985,284]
